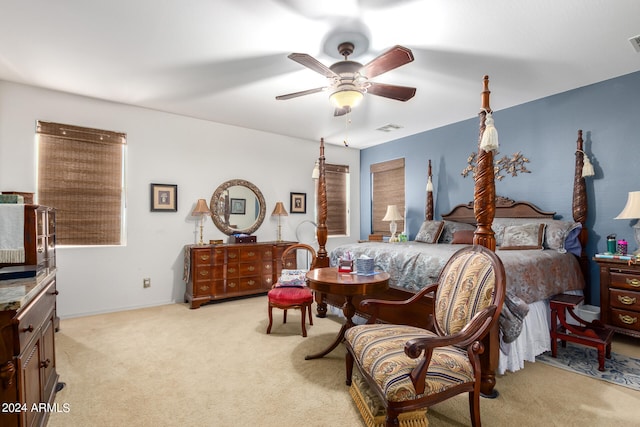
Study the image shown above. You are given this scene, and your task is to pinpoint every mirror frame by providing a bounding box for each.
[210,179,266,236]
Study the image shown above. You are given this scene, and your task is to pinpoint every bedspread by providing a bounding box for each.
[330,242,585,343]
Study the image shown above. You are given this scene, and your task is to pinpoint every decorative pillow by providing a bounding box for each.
[451,229,475,244]
[414,220,444,244]
[500,223,545,250]
[275,269,307,287]
[493,218,581,251]
[439,221,476,243]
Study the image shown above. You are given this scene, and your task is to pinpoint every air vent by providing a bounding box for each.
[376,123,403,132]
[629,35,640,53]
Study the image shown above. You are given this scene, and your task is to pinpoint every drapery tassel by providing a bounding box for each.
[578,150,595,177]
[480,110,499,152]
[426,176,433,192]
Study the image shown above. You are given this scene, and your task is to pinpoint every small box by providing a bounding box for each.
[229,235,256,244]
[0,194,24,204]
[2,192,33,204]
[338,259,353,272]
[356,258,375,275]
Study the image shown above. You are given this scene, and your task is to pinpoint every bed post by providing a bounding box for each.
[572,130,590,302]
[426,159,434,221]
[316,138,329,268]
[314,138,330,318]
[473,75,499,398]
[473,75,496,250]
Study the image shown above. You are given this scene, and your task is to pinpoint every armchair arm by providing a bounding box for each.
[404,305,498,394]
[360,283,438,324]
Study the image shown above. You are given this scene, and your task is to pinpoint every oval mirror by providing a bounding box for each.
[210,179,266,236]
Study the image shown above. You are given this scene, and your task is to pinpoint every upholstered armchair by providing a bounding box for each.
[344,245,506,427]
[266,243,317,337]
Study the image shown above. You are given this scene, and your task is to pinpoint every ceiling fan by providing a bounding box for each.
[276,42,416,116]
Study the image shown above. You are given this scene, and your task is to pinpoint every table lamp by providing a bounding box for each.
[191,199,211,245]
[272,201,288,242]
[615,191,640,256]
[382,205,403,243]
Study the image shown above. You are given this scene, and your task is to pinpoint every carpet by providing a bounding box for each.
[536,342,640,391]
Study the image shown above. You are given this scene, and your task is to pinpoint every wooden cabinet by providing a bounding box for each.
[596,258,640,338]
[184,241,296,309]
[1,204,59,427]
[0,273,59,427]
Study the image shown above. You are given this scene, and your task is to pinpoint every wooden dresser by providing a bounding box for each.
[183,241,296,309]
[595,258,640,338]
[0,205,59,427]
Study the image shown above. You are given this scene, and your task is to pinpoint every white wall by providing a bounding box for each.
[0,81,360,318]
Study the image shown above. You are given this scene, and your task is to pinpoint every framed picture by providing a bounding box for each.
[290,192,306,214]
[150,183,177,212]
[230,198,246,215]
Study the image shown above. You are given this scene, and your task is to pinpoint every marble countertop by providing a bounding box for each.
[0,268,56,312]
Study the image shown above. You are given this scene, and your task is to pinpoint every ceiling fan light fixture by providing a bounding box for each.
[329,89,363,109]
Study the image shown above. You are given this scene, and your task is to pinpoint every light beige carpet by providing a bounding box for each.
[49,296,640,427]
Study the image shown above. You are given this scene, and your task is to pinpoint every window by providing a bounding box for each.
[324,163,349,236]
[371,158,405,236]
[36,121,126,246]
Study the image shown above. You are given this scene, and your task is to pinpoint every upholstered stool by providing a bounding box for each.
[349,368,428,427]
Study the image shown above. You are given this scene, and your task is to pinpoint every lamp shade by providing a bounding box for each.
[615,191,640,219]
[272,201,288,216]
[312,160,320,180]
[329,89,363,109]
[191,199,210,216]
[382,205,403,221]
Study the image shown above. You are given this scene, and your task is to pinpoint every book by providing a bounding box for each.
[594,253,633,260]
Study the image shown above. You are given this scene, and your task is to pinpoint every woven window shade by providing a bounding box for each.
[371,158,405,235]
[37,121,126,246]
[325,163,349,235]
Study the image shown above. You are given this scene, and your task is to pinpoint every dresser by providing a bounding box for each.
[595,258,640,338]
[0,205,59,427]
[184,241,296,309]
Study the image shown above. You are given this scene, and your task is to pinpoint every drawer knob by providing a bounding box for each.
[248,251,255,257]
[247,280,256,286]
[199,270,209,277]
[51,290,59,296]
[228,268,236,273]
[248,266,255,272]
[228,281,237,288]
[618,314,638,325]
[626,278,640,287]
[199,254,210,261]
[22,324,34,333]
[618,295,637,305]
[229,253,237,259]
[40,359,51,369]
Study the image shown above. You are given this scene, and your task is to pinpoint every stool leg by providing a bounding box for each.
[550,305,558,357]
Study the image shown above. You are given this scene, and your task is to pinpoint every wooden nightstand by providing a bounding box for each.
[595,257,640,338]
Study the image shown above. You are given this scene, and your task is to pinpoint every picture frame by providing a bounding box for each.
[290,192,306,214]
[150,183,177,212]
[230,198,246,215]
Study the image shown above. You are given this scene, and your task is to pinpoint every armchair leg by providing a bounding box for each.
[283,309,287,324]
[345,351,354,386]
[385,410,400,427]
[469,391,481,427]
[300,305,308,337]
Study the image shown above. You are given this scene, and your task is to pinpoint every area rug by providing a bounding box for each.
[536,342,640,391]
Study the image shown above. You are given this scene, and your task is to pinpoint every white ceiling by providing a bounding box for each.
[1,0,639,149]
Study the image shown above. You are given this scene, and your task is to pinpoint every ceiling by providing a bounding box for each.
[1,0,639,149]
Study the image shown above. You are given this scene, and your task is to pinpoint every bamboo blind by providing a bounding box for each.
[371,158,405,236]
[37,121,126,245]
[325,163,349,236]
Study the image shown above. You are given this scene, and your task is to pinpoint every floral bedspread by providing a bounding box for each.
[330,242,585,343]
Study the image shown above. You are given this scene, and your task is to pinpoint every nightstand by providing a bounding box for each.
[595,258,640,338]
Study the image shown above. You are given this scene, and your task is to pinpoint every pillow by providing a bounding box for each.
[499,223,545,250]
[493,217,582,251]
[414,220,444,244]
[439,221,476,243]
[451,229,475,244]
[275,269,307,287]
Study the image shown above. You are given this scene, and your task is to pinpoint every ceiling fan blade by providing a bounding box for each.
[361,45,414,79]
[366,82,416,101]
[334,106,352,117]
[288,53,338,78]
[276,87,326,100]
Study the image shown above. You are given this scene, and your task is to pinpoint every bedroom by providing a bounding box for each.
[1,1,640,426]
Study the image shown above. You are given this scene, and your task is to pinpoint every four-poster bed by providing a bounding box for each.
[311,76,589,397]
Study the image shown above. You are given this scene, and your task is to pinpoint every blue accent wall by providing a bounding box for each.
[360,70,640,306]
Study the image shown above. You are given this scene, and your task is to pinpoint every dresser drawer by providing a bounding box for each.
[239,263,261,277]
[609,307,640,332]
[192,249,213,266]
[610,270,640,291]
[239,276,262,292]
[240,247,262,262]
[14,280,56,352]
[610,288,640,311]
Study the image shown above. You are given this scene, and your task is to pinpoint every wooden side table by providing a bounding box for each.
[549,293,614,371]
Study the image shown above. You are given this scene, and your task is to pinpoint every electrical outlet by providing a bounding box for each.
[143,278,151,288]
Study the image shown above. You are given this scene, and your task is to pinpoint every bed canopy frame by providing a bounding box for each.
[311,75,589,397]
